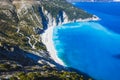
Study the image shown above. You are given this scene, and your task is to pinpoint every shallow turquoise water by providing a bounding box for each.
[53,2,120,80]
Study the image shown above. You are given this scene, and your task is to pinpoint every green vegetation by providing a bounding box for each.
[0,63,22,72]
[42,0,93,20]
[9,71,93,80]
[0,62,93,80]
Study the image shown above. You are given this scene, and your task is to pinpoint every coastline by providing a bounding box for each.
[41,26,65,66]
[41,16,100,67]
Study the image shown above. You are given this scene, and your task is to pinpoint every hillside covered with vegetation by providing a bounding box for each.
[0,0,95,79]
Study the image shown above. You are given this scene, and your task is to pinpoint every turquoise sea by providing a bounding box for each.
[53,2,120,80]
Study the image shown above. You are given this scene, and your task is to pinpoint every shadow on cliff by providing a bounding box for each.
[0,44,35,66]
[26,52,65,69]
[0,43,65,69]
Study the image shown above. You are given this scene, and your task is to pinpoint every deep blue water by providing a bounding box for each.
[74,2,120,34]
[53,2,120,80]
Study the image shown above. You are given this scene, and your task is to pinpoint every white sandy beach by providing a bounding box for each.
[41,26,65,66]
[41,15,100,67]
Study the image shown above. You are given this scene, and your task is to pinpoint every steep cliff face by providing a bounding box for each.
[0,0,96,67]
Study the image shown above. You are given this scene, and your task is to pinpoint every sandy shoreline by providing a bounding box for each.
[41,16,100,67]
[41,26,65,66]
